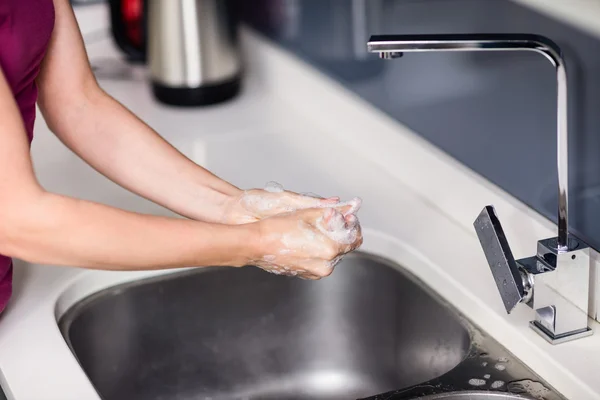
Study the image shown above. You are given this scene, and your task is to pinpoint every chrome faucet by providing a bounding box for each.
[367,34,592,344]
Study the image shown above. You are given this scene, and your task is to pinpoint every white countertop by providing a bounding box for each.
[0,3,600,400]
[512,0,600,40]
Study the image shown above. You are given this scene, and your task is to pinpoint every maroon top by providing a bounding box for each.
[0,0,55,313]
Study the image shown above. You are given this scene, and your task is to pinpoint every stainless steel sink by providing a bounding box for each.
[58,252,563,400]
[59,253,469,399]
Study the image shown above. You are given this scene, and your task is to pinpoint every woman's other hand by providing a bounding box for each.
[223,181,361,225]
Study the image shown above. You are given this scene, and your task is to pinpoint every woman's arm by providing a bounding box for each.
[37,0,346,225]
[0,68,255,270]
[36,0,242,223]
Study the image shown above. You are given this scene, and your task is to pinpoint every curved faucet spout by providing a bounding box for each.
[367,33,569,250]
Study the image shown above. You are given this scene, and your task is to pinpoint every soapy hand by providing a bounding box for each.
[223,181,363,278]
[252,207,363,280]
[222,181,361,225]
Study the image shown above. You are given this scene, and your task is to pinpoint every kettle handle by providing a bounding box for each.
[108,0,147,62]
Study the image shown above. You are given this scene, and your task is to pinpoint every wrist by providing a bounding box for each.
[218,189,243,223]
[231,222,262,267]
[189,186,242,224]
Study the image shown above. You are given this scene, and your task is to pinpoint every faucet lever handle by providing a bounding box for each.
[473,206,526,313]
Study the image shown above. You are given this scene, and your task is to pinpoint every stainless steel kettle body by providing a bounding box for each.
[148,0,242,106]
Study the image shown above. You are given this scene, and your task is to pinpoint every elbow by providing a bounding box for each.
[0,188,47,261]
[0,212,25,260]
[38,78,103,136]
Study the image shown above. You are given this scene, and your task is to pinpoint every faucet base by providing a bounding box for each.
[529,321,593,345]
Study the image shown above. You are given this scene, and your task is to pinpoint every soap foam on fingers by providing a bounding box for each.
[264,181,285,193]
[300,192,323,199]
[260,181,363,246]
[256,181,363,277]
[316,208,359,245]
[319,197,362,216]
[345,214,358,230]
[328,210,347,232]
[261,181,362,216]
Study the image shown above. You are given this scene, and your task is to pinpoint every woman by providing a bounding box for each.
[0,0,363,314]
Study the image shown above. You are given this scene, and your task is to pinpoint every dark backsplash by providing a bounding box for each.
[237,0,600,251]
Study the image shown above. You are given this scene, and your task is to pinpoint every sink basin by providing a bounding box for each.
[59,253,471,400]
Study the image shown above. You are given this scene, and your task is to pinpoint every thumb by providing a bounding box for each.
[329,197,362,216]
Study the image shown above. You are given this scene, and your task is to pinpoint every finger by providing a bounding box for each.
[346,199,362,216]
[333,197,362,216]
[345,214,358,229]
[298,206,333,221]
[297,258,335,278]
[348,228,364,251]
[322,208,336,225]
[321,196,340,204]
[296,264,322,280]
[291,193,342,210]
[300,192,340,203]
[311,259,336,276]
[329,255,344,268]
[288,196,327,211]
[327,210,346,232]
[331,204,354,216]
[298,271,321,280]
[299,192,323,199]
[334,227,362,253]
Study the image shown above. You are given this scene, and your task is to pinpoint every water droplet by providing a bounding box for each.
[484,374,491,379]
[491,380,505,389]
[507,380,550,399]
[482,361,488,367]
[495,363,506,371]
[468,378,487,387]
[498,357,509,362]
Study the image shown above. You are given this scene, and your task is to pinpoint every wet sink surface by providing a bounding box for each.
[59,253,471,400]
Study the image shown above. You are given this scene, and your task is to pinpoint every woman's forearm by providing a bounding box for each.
[41,86,241,223]
[0,190,256,270]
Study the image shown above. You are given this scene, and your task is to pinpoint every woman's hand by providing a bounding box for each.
[222,181,361,225]
[249,207,363,280]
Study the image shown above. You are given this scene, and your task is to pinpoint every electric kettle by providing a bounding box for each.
[109,0,243,106]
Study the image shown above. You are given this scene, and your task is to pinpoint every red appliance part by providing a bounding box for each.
[121,0,143,47]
